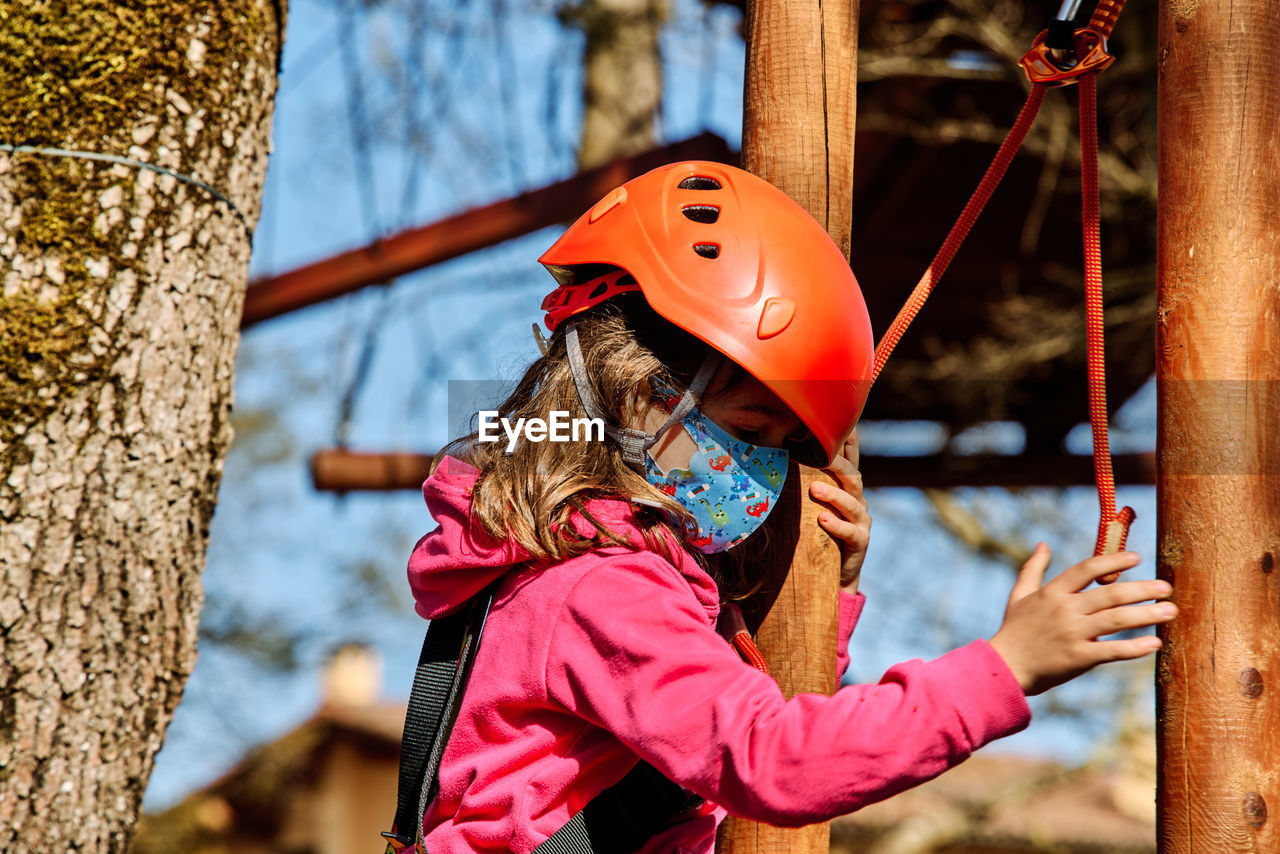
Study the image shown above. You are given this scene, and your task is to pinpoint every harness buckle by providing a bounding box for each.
[615,427,654,467]
[381,830,413,853]
[1019,28,1115,87]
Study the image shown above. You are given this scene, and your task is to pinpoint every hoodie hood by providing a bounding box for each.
[408,456,719,621]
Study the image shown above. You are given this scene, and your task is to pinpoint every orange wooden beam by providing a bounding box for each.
[726,0,859,847]
[1155,0,1280,849]
[241,133,734,327]
[310,447,1156,493]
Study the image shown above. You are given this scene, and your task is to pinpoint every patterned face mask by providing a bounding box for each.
[645,385,789,553]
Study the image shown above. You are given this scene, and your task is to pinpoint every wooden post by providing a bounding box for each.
[1155,1,1280,851]
[719,1,858,852]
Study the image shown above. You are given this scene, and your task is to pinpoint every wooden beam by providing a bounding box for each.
[721,0,858,850]
[1155,1,1280,851]
[240,133,734,328]
[310,450,438,493]
[309,448,1156,493]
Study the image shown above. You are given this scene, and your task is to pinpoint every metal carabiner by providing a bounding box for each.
[1018,26,1115,87]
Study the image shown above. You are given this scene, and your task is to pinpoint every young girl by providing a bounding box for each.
[406,161,1175,853]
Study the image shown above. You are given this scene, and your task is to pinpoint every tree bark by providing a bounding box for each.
[0,2,283,849]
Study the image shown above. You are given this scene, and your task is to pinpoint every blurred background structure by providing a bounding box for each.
[137,0,1163,850]
[133,645,1157,854]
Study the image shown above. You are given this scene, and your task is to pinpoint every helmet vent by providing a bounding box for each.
[693,243,720,259]
[678,176,722,191]
[588,281,611,299]
[681,204,720,224]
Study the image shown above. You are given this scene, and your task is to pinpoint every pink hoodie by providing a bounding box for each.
[408,457,1030,853]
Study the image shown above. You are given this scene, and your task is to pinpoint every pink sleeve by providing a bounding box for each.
[545,556,1030,827]
[836,590,865,680]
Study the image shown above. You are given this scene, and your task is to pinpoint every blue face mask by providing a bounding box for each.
[645,386,789,553]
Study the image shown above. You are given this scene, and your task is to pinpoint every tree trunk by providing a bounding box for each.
[0,2,283,849]
[568,0,668,169]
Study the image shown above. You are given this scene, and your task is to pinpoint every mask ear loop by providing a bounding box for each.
[564,321,720,470]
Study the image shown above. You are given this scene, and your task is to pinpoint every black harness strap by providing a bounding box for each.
[384,586,497,853]
[383,585,703,854]
[534,760,705,854]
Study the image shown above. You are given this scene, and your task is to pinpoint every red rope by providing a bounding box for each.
[719,602,771,674]
[1088,0,1127,39]
[1079,73,1135,569]
[869,0,1136,574]
[872,84,1048,381]
[732,633,771,675]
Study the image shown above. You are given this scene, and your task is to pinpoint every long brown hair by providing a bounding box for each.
[432,293,763,598]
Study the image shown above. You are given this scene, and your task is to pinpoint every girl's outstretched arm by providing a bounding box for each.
[545,553,1030,827]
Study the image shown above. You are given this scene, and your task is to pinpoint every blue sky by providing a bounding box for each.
[144,0,1159,810]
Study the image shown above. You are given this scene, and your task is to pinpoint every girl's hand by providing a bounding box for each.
[989,545,1176,696]
[809,429,871,592]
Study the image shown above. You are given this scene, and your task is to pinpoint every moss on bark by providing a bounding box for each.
[0,0,279,454]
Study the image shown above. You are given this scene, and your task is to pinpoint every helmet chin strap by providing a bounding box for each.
[564,321,720,470]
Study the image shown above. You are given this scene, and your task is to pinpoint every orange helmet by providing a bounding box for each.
[539,161,873,467]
